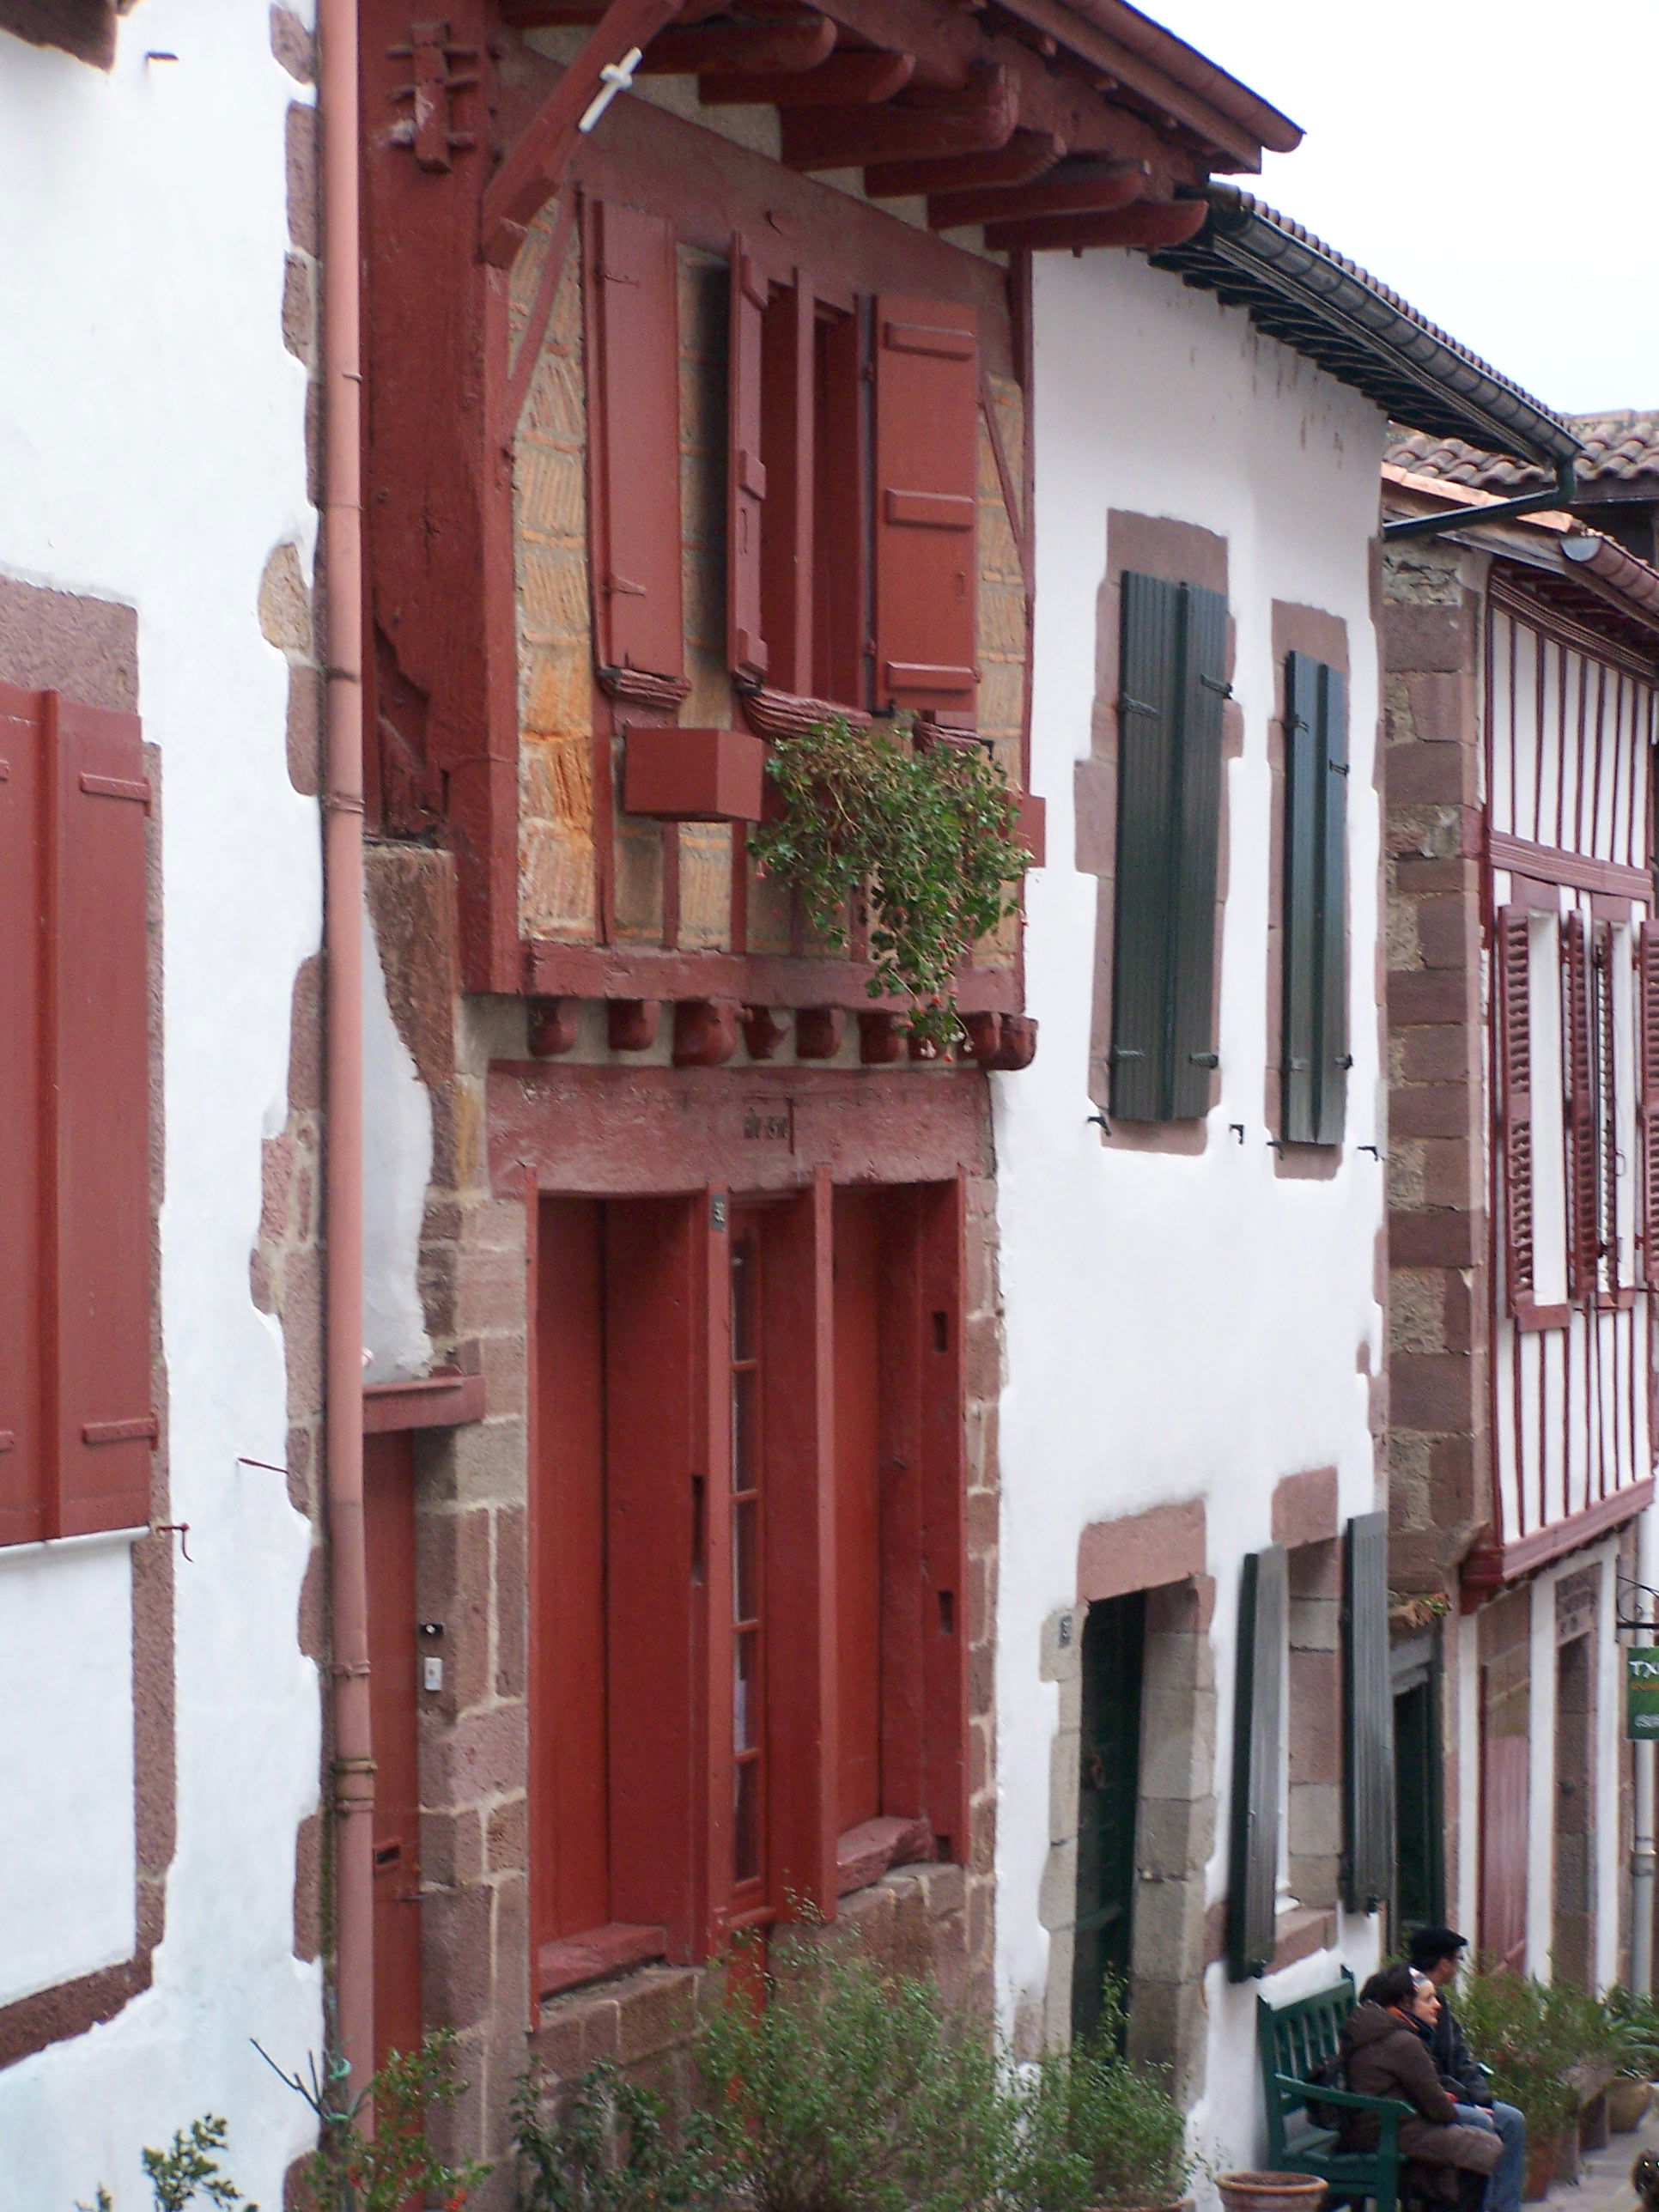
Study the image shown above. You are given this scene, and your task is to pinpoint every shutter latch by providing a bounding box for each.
[1187,1052,1218,1068]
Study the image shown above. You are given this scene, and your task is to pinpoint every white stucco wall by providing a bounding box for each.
[0,5,323,2202]
[363,904,436,1384]
[997,248,1389,2166]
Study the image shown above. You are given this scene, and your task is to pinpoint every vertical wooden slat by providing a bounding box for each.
[1342,1511,1395,1914]
[53,699,154,1538]
[1168,583,1228,1119]
[1639,923,1659,1290]
[1497,907,1535,1312]
[1111,571,1182,1122]
[1227,1543,1286,1981]
[1281,651,1320,1145]
[759,272,816,695]
[872,297,978,718]
[1565,908,1600,1303]
[726,235,769,688]
[592,201,684,682]
[1316,665,1350,1146]
[0,684,46,1545]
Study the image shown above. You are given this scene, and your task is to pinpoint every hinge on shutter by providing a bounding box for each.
[1188,1052,1218,1068]
[1328,761,1350,777]
[1336,1054,1354,1069]
[1110,1048,1146,1063]
[1200,674,1232,697]
[1121,695,1158,719]
[387,24,482,173]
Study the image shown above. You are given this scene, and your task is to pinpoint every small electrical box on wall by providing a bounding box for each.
[419,1620,445,1693]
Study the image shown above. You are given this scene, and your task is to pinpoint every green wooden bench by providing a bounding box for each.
[1258,1975,1413,2212]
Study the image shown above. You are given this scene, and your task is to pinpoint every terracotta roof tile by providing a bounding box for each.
[1386,411,1659,493]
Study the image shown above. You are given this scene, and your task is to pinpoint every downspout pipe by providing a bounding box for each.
[1382,459,1579,544]
[318,0,374,2101]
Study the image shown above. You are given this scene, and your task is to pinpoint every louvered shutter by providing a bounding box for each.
[53,701,155,1535]
[1111,573,1227,1122]
[1596,923,1619,1291]
[1495,907,1535,1311]
[1565,908,1599,1302]
[1342,1511,1395,1915]
[872,297,977,718]
[726,236,768,688]
[1639,922,1659,1288]
[1315,665,1350,1146]
[1167,586,1228,1118]
[1281,653,1320,1144]
[1282,654,1349,1146]
[592,202,684,683]
[0,685,46,1545]
[1227,1543,1285,1981]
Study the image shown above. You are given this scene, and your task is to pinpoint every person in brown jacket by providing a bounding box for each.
[1337,1964,1504,2209]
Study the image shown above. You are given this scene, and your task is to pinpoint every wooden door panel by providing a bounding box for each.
[1480,1663,1529,1973]
[364,1431,423,2074]
[834,1189,884,1832]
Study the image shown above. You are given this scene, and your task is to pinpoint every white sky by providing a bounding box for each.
[1145,0,1656,419]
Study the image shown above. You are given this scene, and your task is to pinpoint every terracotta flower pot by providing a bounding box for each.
[1216,2173,1328,2212]
[1522,2134,1561,2202]
[1609,2076,1653,2133]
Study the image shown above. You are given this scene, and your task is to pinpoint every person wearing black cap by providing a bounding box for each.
[1408,1929,1526,2212]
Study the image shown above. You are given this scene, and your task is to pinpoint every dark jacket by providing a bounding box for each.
[1425,1996,1492,2106]
[1338,2005,1503,2183]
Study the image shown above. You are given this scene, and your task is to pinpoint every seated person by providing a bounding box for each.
[1408,1927,1525,2212]
[1337,1963,1503,2209]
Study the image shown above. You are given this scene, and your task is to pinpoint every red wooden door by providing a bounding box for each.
[364,1431,423,2073]
[834,1190,884,1832]
[1480,1663,1530,1972]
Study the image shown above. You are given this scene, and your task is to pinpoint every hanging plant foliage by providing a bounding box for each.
[749,717,1029,1051]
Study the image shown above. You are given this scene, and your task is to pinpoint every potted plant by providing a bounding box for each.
[1455,1966,1586,2199]
[750,715,1029,1053]
[1600,1987,1659,2131]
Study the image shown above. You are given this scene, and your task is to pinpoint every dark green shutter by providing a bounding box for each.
[1227,1544,1285,1981]
[1343,1510,1395,1914]
[1112,572,1228,1122]
[1280,653,1349,1146]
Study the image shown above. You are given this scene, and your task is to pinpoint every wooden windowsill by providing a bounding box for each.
[538,1922,667,2002]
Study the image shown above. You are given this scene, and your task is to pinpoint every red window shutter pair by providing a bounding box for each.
[0,683,155,1546]
[724,250,979,720]
[1494,907,1535,1312]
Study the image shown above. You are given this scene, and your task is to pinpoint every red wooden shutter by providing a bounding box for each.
[592,201,684,683]
[726,235,769,688]
[759,273,815,696]
[1496,907,1535,1312]
[1564,908,1599,1303]
[0,684,46,1544]
[872,298,978,719]
[1639,921,1659,1288]
[53,699,155,1535]
[1596,922,1619,1291]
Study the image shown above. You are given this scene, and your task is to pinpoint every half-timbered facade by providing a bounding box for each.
[1383,447,1659,1989]
[350,0,1302,2177]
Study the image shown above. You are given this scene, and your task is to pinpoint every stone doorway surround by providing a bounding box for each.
[1036,1499,1215,2098]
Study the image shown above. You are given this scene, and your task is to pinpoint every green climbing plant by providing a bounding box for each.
[749,717,1029,1051]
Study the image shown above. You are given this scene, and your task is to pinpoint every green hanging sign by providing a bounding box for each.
[1627,1650,1659,1739]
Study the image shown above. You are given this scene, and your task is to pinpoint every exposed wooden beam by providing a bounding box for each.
[982,194,1206,252]
[864,125,1062,198]
[927,153,1145,229]
[483,0,685,264]
[702,47,915,103]
[780,60,1014,167]
[637,15,836,73]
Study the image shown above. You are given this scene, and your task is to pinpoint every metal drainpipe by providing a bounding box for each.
[1382,458,1579,544]
[1634,1508,1656,1997]
[317,0,374,2102]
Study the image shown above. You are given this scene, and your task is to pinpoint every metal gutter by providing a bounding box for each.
[1151,188,1583,473]
[1383,459,1579,543]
